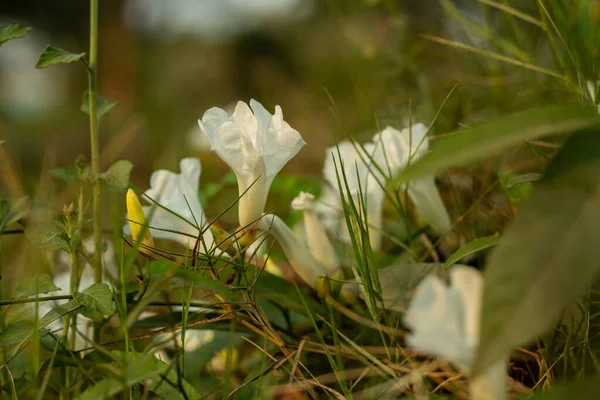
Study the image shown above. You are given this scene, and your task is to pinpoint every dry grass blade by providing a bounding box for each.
[421,34,567,81]
[477,0,544,27]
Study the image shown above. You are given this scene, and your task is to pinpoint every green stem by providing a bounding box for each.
[88,0,102,342]
[0,295,73,307]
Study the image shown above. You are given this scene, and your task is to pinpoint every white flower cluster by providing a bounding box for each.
[123,100,451,291]
[121,99,508,396]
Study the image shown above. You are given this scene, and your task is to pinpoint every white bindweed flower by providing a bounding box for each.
[199,99,306,227]
[291,191,340,276]
[123,158,215,249]
[404,266,506,400]
[321,141,386,250]
[371,124,451,234]
[257,214,327,289]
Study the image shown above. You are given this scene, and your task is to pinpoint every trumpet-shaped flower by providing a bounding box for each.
[199,100,306,227]
[257,214,327,290]
[123,158,214,249]
[321,141,386,250]
[404,266,506,400]
[371,124,451,234]
[291,191,340,276]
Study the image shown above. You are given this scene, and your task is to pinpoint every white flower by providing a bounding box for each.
[371,124,451,234]
[291,191,340,276]
[321,141,386,250]
[123,158,215,249]
[404,266,506,400]
[199,100,306,227]
[257,214,327,289]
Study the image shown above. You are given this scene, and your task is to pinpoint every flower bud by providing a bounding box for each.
[126,189,154,254]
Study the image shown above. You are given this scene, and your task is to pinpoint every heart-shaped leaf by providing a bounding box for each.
[35,45,85,69]
[73,283,115,316]
[0,24,31,47]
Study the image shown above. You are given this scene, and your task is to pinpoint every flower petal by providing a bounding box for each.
[292,191,340,275]
[199,106,230,144]
[404,274,473,370]
[126,158,214,249]
[450,266,484,338]
[232,101,258,148]
[406,176,452,234]
[258,214,327,289]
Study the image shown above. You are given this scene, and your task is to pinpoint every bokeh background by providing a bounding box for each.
[0,0,569,228]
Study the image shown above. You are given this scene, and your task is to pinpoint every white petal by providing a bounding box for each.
[450,266,484,338]
[404,275,473,370]
[406,176,452,234]
[134,158,214,249]
[314,184,344,236]
[324,141,365,194]
[264,106,306,178]
[179,157,201,195]
[365,185,385,251]
[199,107,230,143]
[292,191,340,275]
[258,214,326,289]
[322,141,385,248]
[371,123,429,177]
[405,123,429,157]
[249,98,272,145]
[236,164,268,227]
[232,101,259,147]
[140,206,201,247]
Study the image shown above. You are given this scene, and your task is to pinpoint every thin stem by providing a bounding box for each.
[88,0,102,342]
[89,0,101,283]
[0,295,73,307]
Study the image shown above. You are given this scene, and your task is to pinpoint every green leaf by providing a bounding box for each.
[523,376,600,399]
[177,269,240,302]
[39,300,82,328]
[35,45,85,69]
[151,367,202,400]
[0,301,81,349]
[443,233,500,269]
[79,351,200,400]
[80,91,119,121]
[0,24,32,47]
[50,168,77,184]
[0,197,28,234]
[0,321,34,348]
[393,105,599,186]
[474,131,600,376]
[499,171,537,207]
[256,298,289,330]
[99,160,133,189]
[12,276,60,299]
[253,267,325,316]
[73,283,115,316]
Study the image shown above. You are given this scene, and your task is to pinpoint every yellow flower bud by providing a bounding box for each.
[126,189,154,254]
